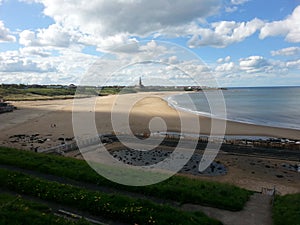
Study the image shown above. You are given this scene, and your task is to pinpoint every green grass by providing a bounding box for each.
[0,85,180,101]
[0,87,75,96]
[0,169,221,225]
[26,88,76,96]
[0,86,136,100]
[0,87,76,101]
[0,193,91,225]
[272,193,300,225]
[96,87,137,96]
[0,147,253,211]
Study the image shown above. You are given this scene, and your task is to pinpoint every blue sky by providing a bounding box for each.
[0,0,299,87]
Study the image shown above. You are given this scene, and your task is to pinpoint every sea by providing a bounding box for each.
[167,86,300,130]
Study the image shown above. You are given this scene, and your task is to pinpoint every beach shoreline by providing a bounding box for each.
[166,95,300,140]
[0,92,300,194]
[1,92,300,148]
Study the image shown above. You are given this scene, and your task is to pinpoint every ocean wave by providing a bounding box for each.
[166,92,300,130]
[166,94,224,119]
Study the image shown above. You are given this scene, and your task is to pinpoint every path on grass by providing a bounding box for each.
[0,164,179,206]
[0,189,124,225]
[182,193,272,225]
[0,163,273,225]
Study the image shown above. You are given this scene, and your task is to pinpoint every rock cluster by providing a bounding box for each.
[111,148,226,176]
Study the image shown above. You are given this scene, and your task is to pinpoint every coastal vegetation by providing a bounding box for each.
[0,169,221,225]
[0,86,76,101]
[0,147,252,211]
[0,84,146,100]
[0,193,91,225]
[272,193,300,225]
[0,148,299,224]
[0,83,222,101]
[0,84,92,101]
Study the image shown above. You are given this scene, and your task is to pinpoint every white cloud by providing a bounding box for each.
[0,48,98,84]
[167,56,179,64]
[286,59,300,69]
[215,62,235,72]
[188,18,264,48]
[80,34,139,53]
[225,6,238,13]
[213,55,291,83]
[0,71,77,85]
[260,5,300,43]
[42,0,220,35]
[4,1,299,85]
[19,24,78,48]
[239,56,269,73]
[18,0,221,50]
[19,0,39,3]
[217,58,223,63]
[231,0,249,5]
[225,56,231,62]
[20,47,52,57]
[21,0,300,53]
[0,21,16,42]
[19,30,36,46]
[271,46,300,56]
[225,0,249,13]
[75,40,219,87]
[216,56,231,63]
[0,51,57,73]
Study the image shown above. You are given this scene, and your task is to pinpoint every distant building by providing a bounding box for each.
[135,77,145,89]
[139,77,144,88]
[68,84,77,89]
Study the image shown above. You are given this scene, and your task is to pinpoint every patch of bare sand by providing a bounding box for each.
[192,153,300,195]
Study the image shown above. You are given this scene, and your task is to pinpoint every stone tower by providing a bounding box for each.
[138,77,144,88]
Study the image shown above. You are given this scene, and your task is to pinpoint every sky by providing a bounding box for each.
[0,0,300,87]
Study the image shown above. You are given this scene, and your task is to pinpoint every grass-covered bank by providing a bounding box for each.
[0,193,91,225]
[0,169,221,225]
[1,85,134,101]
[272,193,300,225]
[0,147,253,211]
[0,86,77,101]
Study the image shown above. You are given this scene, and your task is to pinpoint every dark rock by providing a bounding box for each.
[65,137,74,141]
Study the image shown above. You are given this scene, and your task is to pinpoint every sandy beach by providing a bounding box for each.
[2,92,299,144]
[0,92,299,194]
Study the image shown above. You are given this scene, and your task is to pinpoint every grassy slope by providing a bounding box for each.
[0,87,75,101]
[0,147,252,211]
[0,87,101,101]
[0,193,91,225]
[0,86,178,100]
[0,86,125,101]
[0,169,221,225]
[272,193,300,225]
